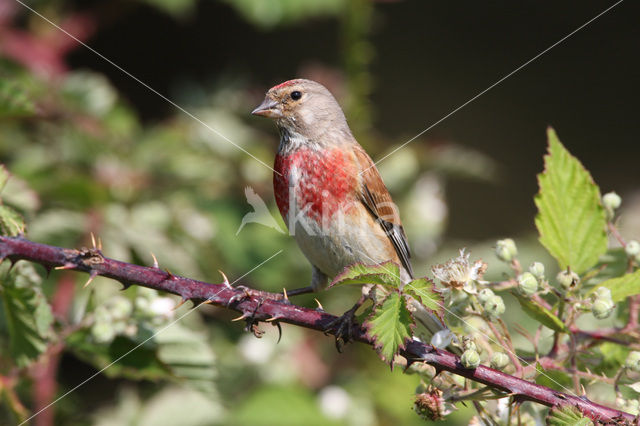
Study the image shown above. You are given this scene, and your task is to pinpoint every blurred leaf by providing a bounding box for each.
[67,331,170,381]
[585,248,628,286]
[140,0,198,18]
[155,323,218,398]
[0,205,25,236]
[535,362,572,391]
[0,262,52,367]
[329,261,401,289]
[94,385,224,426]
[0,80,35,118]
[588,269,640,303]
[513,293,568,333]
[404,278,442,314]
[534,127,607,274]
[365,292,413,364]
[232,385,338,426]
[546,405,591,426]
[223,0,345,29]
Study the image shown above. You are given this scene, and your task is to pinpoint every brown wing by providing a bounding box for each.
[353,145,414,279]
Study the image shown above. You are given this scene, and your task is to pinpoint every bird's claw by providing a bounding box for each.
[324,307,359,352]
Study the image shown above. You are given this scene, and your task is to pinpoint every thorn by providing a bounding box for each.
[232,313,248,322]
[90,232,97,249]
[173,298,188,310]
[120,282,131,290]
[44,265,52,277]
[201,299,214,305]
[219,270,231,288]
[55,263,76,270]
[83,271,98,288]
[314,298,324,311]
[580,384,587,396]
[97,237,103,251]
[274,321,282,343]
[151,252,159,269]
[282,288,289,302]
[265,316,281,322]
[164,268,173,278]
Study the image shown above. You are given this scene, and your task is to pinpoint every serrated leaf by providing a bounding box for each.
[0,262,53,367]
[546,405,591,426]
[514,293,568,333]
[0,205,25,236]
[534,127,607,274]
[588,269,640,302]
[329,261,401,289]
[365,292,413,364]
[404,278,443,313]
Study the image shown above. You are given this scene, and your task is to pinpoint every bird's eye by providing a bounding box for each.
[290,91,302,100]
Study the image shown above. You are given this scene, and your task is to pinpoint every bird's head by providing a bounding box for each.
[252,79,351,140]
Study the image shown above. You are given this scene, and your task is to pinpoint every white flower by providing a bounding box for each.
[431,249,487,290]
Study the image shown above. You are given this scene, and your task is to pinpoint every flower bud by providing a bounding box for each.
[483,295,505,317]
[594,287,612,300]
[477,288,495,304]
[414,387,452,421]
[460,349,481,369]
[602,192,622,211]
[517,272,538,296]
[490,352,509,370]
[528,262,545,279]
[495,239,517,262]
[625,351,640,372]
[592,299,615,319]
[462,336,477,352]
[556,270,579,290]
[625,240,640,259]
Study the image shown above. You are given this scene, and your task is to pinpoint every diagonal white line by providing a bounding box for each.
[19,250,283,425]
[355,249,578,398]
[12,0,279,175]
[364,0,625,174]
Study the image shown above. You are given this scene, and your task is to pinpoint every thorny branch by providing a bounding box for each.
[0,236,637,424]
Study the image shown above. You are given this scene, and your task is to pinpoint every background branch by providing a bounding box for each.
[0,236,636,424]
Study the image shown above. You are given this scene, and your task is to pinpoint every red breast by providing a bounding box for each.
[274,147,357,225]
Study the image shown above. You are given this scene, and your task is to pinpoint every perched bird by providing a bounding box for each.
[252,79,448,345]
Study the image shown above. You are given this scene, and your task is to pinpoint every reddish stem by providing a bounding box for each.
[0,236,636,424]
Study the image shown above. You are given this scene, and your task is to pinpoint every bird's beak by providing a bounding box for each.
[252,97,282,119]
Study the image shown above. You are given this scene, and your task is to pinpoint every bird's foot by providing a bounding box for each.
[324,297,365,352]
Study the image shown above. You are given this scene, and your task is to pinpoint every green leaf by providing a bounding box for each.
[0,80,35,118]
[66,330,170,381]
[329,261,401,289]
[534,127,607,274]
[0,205,25,236]
[0,262,53,367]
[155,324,218,398]
[365,292,413,364]
[0,165,10,193]
[546,405,591,426]
[588,269,640,302]
[514,293,568,333]
[404,277,443,313]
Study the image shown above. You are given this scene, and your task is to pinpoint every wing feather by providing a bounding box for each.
[354,146,414,279]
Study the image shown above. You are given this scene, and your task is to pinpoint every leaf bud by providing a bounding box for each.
[517,272,538,296]
[625,351,640,372]
[592,299,615,319]
[602,191,622,211]
[477,288,495,304]
[483,295,505,317]
[460,349,481,369]
[528,262,545,279]
[495,238,517,262]
[556,270,579,290]
[625,240,640,259]
[490,352,510,370]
